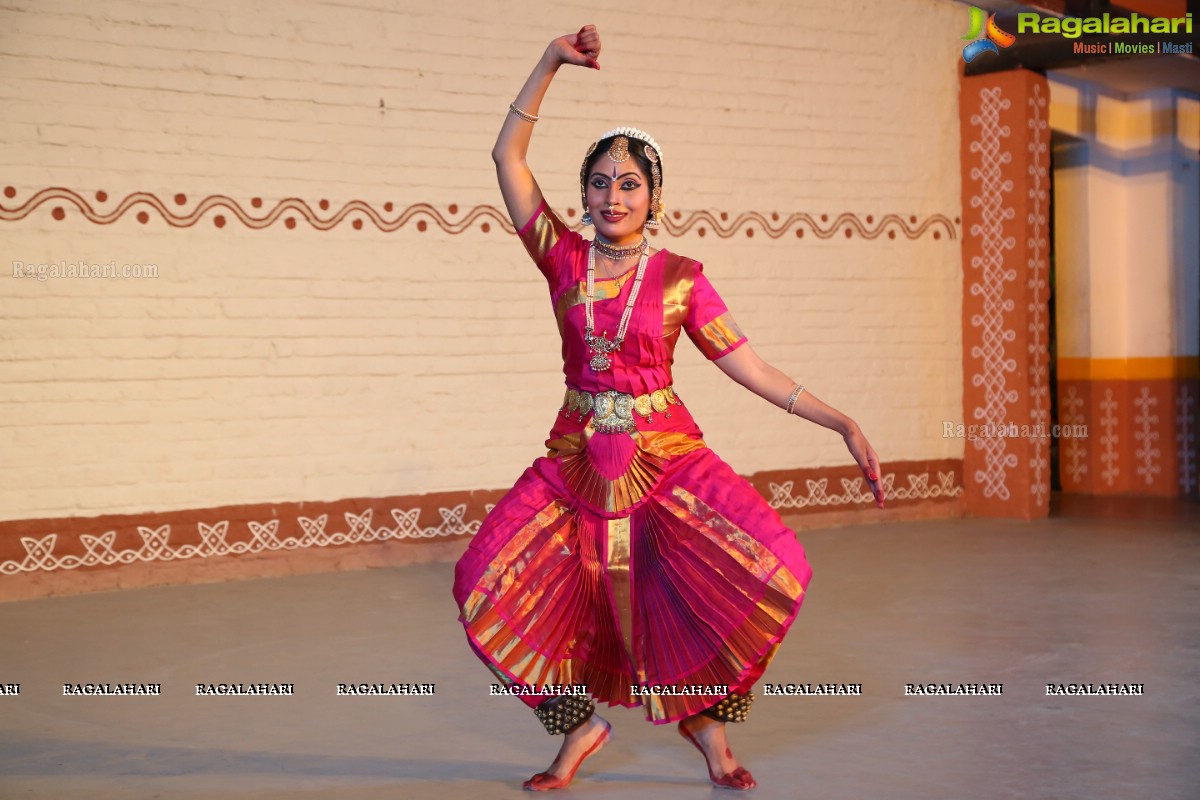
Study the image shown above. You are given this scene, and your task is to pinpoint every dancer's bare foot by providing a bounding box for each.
[678,714,756,790]
[523,713,612,791]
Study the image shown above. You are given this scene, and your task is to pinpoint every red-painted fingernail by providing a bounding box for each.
[868,473,877,481]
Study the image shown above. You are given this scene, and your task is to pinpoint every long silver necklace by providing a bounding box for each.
[585,243,650,372]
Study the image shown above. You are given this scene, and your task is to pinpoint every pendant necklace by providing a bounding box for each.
[585,241,650,372]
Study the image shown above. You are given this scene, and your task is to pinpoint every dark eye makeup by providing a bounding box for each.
[590,179,643,190]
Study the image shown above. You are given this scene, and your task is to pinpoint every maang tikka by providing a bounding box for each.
[578,127,664,229]
[608,135,630,163]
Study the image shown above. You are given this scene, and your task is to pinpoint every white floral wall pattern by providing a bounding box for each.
[966,84,1018,502]
[1025,83,1050,510]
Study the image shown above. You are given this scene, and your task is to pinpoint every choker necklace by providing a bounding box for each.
[592,236,648,260]
[585,245,650,372]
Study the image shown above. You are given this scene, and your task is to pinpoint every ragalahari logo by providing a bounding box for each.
[962,6,1017,62]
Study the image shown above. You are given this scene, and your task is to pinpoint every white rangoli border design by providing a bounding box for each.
[1099,388,1120,487]
[967,85,1018,501]
[1178,383,1196,495]
[2,468,965,576]
[1061,385,1089,485]
[0,504,495,576]
[1026,84,1050,508]
[1133,386,1161,486]
[768,471,962,509]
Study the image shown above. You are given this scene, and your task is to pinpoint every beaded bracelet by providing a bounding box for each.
[508,102,538,123]
[785,383,806,414]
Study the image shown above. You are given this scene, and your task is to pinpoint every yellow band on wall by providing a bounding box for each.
[1057,356,1200,380]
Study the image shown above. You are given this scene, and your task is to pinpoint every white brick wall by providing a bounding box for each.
[0,0,965,519]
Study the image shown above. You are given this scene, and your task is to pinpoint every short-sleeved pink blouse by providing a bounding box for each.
[518,199,748,454]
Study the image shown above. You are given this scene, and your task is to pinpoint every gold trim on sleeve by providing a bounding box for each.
[691,312,746,360]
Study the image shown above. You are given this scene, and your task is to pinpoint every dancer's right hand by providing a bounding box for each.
[548,24,601,70]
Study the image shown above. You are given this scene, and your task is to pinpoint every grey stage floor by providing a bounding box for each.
[1,502,1198,800]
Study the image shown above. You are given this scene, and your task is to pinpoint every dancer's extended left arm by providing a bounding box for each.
[713,343,885,508]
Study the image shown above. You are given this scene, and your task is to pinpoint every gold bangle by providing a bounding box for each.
[785,384,805,414]
[508,102,538,123]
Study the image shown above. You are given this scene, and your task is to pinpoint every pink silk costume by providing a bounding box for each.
[452,199,813,724]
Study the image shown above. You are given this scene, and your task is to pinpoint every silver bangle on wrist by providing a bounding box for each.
[508,102,538,123]
[785,383,805,415]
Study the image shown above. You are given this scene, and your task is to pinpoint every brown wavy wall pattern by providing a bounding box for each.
[1,186,959,240]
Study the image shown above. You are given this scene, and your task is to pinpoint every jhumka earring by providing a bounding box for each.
[644,186,662,229]
[644,207,660,229]
[579,140,599,227]
[644,144,662,228]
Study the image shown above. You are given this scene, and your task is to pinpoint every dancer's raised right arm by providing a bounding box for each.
[493,25,601,232]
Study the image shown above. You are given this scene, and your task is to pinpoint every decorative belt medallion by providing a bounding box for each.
[591,390,636,434]
[561,386,683,428]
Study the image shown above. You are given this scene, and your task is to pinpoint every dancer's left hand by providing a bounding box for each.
[842,422,884,508]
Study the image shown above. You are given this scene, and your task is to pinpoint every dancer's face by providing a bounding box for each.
[586,153,651,245]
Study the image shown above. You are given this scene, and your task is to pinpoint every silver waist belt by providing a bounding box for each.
[560,386,684,433]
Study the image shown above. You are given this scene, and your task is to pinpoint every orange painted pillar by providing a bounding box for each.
[959,70,1052,519]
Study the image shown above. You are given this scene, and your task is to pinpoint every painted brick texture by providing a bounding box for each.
[0,0,965,521]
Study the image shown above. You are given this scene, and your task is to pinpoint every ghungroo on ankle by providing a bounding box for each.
[533,694,596,735]
[700,691,754,723]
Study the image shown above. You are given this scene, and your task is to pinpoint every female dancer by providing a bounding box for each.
[452,24,885,792]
